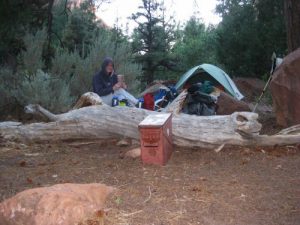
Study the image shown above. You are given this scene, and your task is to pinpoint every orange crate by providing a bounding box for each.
[138,113,173,166]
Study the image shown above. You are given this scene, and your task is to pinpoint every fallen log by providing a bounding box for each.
[0,92,299,149]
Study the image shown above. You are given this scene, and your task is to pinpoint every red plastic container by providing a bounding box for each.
[143,93,154,111]
[138,113,173,166]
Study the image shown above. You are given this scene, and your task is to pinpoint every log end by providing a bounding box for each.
[73,92,104,109]
[232,112,262,135]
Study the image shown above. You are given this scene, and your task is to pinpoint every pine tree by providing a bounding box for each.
[62,0,99,55]
[131,0,175,86]
[173,17,218,71]
[215,0,286,77]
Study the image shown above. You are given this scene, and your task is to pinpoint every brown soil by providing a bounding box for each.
[0,141,299,225]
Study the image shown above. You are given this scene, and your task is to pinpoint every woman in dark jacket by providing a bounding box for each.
[93,57,137,106]
[93,57,119,97]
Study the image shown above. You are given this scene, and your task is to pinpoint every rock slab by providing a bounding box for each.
[270,48,300,127]
[0,183,114,225]
[216,92,250,115]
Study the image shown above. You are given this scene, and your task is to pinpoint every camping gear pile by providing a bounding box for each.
[175,64,244,100]
[139,64,246,116]
[140,85,178,111]
[182,82,217,116]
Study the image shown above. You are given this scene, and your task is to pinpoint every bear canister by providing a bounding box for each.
[138,113,173,166]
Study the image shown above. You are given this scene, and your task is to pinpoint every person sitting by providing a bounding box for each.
[92,57,138,106]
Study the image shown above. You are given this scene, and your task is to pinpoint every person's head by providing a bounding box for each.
[101,57,114,75]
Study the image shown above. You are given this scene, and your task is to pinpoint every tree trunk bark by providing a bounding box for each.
[284,0,300,52]
[1,92,299,149]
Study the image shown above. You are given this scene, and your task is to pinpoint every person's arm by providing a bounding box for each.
[93,75,113,96]
[114,73,127,89]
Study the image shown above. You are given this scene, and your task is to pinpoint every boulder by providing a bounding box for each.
[216,92,250,115]
[234,78,265,102]
[0,183,114,225]
[270,48,300,127]
[125,147,141,158]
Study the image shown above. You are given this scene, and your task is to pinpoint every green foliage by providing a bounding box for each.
[0,64,74,114]
[131,0,176,86]
[50,48,81,82]
[0,67,18,109]
[0,0,48,63]
[52,1,69,46]
[62,1,99,55]
[18,28,47,75]
[173,17,218,73]
[14,70,74,113]
[0,1,141,117]
[0,29,74,113]
[0,0,288,118]
[215,0,286,78]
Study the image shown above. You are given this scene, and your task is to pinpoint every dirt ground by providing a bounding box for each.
[0,139,299,225]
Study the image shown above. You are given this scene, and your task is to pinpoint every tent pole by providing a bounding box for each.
[252,75,273,112]
[253,53,277,113]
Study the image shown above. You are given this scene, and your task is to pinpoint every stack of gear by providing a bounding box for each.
[143,86,178,111]
[154,87,178,111]
[182,81,217,116]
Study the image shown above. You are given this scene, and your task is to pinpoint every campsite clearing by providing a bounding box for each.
[1,125,299,225]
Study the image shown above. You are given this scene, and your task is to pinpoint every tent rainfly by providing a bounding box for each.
[175,64,244,100]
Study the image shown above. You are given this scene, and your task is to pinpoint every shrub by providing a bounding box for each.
[0,67,19,110]
[14,70,74,113]
[18,28,47,75]
[0,27,141,117]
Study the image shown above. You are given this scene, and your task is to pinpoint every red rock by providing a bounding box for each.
[234,78,265,102]
[0,183,114,225]
[19,160,26,167]
[270,48,300,127]
[216,92,250,115]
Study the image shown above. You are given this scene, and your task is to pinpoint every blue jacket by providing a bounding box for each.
[92,57,118,96]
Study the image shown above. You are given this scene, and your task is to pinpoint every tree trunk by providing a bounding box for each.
[1,92,299,149]
[45,0,55,68]
[284,0,300,52]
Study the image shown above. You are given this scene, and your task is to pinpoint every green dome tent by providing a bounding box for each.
[175,64,244,100]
